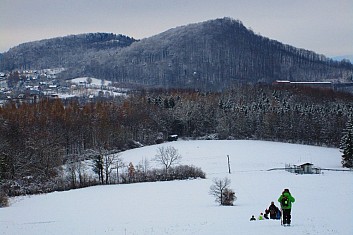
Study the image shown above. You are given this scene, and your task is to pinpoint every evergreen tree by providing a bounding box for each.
[340,118,353,168]
[93,155,104,184]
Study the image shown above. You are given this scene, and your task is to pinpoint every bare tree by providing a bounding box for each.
[209,177,236,206]
[65,153,88,188]
[91,149,121,184]
[137,157,150,174]
[66,160,78,188]
[103,154,115,184]
[115,156,125,184]
[135,157,150,181]
[154,146,182,174]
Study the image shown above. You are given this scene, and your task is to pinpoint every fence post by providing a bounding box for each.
[227,155,231,174]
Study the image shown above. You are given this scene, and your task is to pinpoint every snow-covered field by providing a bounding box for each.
[1,140,352,235]
[70,77,112,86]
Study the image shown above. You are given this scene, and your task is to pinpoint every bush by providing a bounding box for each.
[222,188,236,206]
[168,165,206,180]
[121,165,206,183]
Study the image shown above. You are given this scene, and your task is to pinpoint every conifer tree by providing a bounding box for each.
[340,118,353,168]
[93,155,104,184]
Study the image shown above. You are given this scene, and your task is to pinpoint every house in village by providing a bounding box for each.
[285,162,321,174]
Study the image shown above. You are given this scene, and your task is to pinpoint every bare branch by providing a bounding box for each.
[154,146,182,174]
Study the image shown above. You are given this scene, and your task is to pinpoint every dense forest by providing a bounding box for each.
[1,18,352,91]
[0,33,136,71]
[1,84,352,197]
[98,18,353,90]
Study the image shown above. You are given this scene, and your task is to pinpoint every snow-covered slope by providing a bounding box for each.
[1,140,352,235]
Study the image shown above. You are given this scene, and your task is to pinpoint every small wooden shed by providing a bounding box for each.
[285,162,321,174]
[296,163,314,174]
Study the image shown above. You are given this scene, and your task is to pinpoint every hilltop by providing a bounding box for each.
[0,33,136,71]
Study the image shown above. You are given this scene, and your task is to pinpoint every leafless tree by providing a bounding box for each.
[66,161,78,188]
[103,152,121,184]
[91,150,121,184]
[209,177,236,206]
[137,157,150,174]
[115,156,125,184]
[65,153,89,188]
[154,146,182,174]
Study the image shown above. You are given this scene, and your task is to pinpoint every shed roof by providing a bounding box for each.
[294,162,313,167]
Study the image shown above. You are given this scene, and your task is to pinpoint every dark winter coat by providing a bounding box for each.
[269,204,279,219]
[278,192,295,209]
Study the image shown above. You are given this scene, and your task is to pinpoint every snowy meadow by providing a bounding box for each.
[1,140,352,235]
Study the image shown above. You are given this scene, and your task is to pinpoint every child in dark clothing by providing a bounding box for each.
[264,209,269,219]
[268,201,279,220]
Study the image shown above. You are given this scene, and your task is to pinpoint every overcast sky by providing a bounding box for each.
[0,0,352,57]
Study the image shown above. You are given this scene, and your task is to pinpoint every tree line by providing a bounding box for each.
[0,84,352,199]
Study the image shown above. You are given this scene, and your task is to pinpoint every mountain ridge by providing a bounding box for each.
[0,33,137,71]
[1,17,352,91]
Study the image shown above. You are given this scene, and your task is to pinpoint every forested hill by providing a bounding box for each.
[1,18,353,91]
[0,33,137,71]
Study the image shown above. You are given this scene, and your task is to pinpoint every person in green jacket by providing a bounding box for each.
[278,188,295,226]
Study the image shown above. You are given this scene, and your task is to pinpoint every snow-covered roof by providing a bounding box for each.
[294,162,313,166]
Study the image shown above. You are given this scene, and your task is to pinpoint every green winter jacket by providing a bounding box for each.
[278,192,295,209]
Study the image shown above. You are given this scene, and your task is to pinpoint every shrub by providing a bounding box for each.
[222,188,236,206]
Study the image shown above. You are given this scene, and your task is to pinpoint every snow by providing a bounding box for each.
[62,77,127,98]
[1,140,352,235]
[70,77,111,86]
